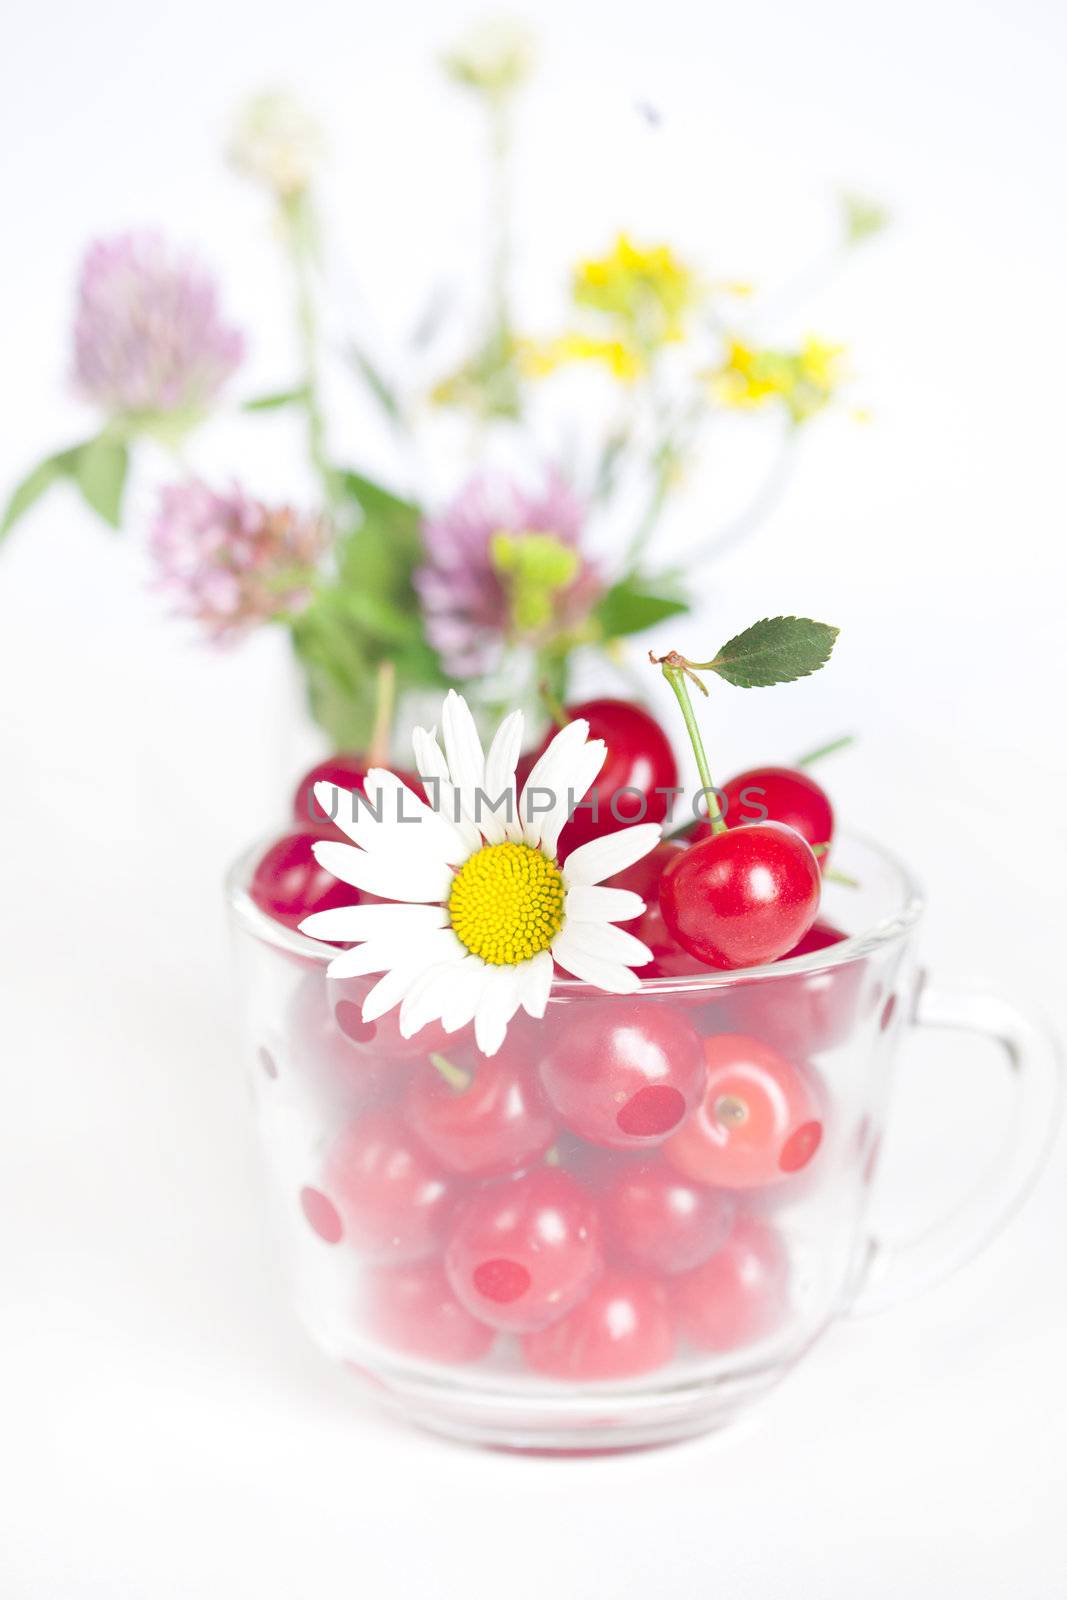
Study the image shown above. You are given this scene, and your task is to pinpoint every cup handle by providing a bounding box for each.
[848,976,1063,1316]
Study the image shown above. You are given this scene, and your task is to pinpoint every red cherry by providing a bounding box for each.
[293,753,369,836]
[726,921,862,1056]
[327,976,455,1060]
[539,699,677,857]
[521,1270,674,1380]
[292,753,420,840]
[785,920,847,959]
[514,748,537,793]
[443,1168,603,1332]
[664,1034,825,1190]
[250,831,354,933]
[324,1107,455,1261]
[403,1044,557,1177]
[601,1160,735,1274]
[537,1000,705,1150]
[659,822,821,970]
[604,841,709,980]
[693,765,833,860]
[284,972,409,1106]
[671,1214,789,1352]
[363,1260,495,1364]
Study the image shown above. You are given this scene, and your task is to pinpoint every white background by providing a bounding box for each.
[2,0,1066,1595]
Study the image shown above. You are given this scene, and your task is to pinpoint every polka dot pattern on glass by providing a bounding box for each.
[300,1186,343,1244]
[258,1047,278,1079]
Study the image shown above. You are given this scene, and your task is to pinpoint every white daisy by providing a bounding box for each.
[298,690,660,1056]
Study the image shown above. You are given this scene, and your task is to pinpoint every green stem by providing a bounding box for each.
[656,653,727,836]
[796,733,855,768]
[368,660,397,768]
[488,94,512,343]
[621,390,705,570]
[430,1053,471,1093]
[285,191,341,510]
[538,679,568,729]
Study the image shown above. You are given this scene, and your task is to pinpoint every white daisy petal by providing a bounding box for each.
[398,954,467,1038]
[561,918,653,967]
[481,709,524,845]
[412,724,450,786]
[442,690,487,830]
[412,727,482,856]
[563,885,645,925]
[358,963,425,1022]
[538,738,607,860]
[441,957,488,1034]
[362,768,471,865]
[310,781,371,849]
[519,949,554,1019]
[323,925,462,981]
[551,925,643,993]
[311,839,453,903]
[314,773,445,857]
[474,965,522,1056]
[518,719,590,847]
[561,824,662,887]
[299,903,448,942]
[353,931,467,1020]
[322,941,402,980]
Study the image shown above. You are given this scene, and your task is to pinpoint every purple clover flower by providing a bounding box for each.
[73,232,244,418]
[150,480,327,641]
[416,472,601,678]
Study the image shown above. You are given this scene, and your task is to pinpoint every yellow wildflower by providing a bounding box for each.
[573,234,698,347]
[712,335,847,424]
[517,333,642,383]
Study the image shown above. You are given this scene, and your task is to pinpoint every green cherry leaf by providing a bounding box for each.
[69,435,129,528]
[705,616,839,688]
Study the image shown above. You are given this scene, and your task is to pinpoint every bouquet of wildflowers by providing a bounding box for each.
[2,19,883,751]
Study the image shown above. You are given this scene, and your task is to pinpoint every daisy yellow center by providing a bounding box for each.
[448,841,565,966]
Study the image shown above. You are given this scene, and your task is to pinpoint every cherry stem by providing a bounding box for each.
[538,679,568,728]
[429,1052,471,1093]
[368,659,397,769]
[651,650,728,836]
[796,733,855,768]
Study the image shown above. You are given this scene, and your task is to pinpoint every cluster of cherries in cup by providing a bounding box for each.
[252,698,848,1381]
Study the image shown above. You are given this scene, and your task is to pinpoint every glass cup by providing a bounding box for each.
[226,832,1061,1451]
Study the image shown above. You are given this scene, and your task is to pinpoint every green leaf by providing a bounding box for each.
[594,574,690,639]
[339,470,419,526]
[242,387,310,412]
[335,470,424,605]
[706,616,839,688]
[289,474,443,745]
[345,345,403,425]
[69,436,128,528]
[1,452,70,542]
[332,586,423,646]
